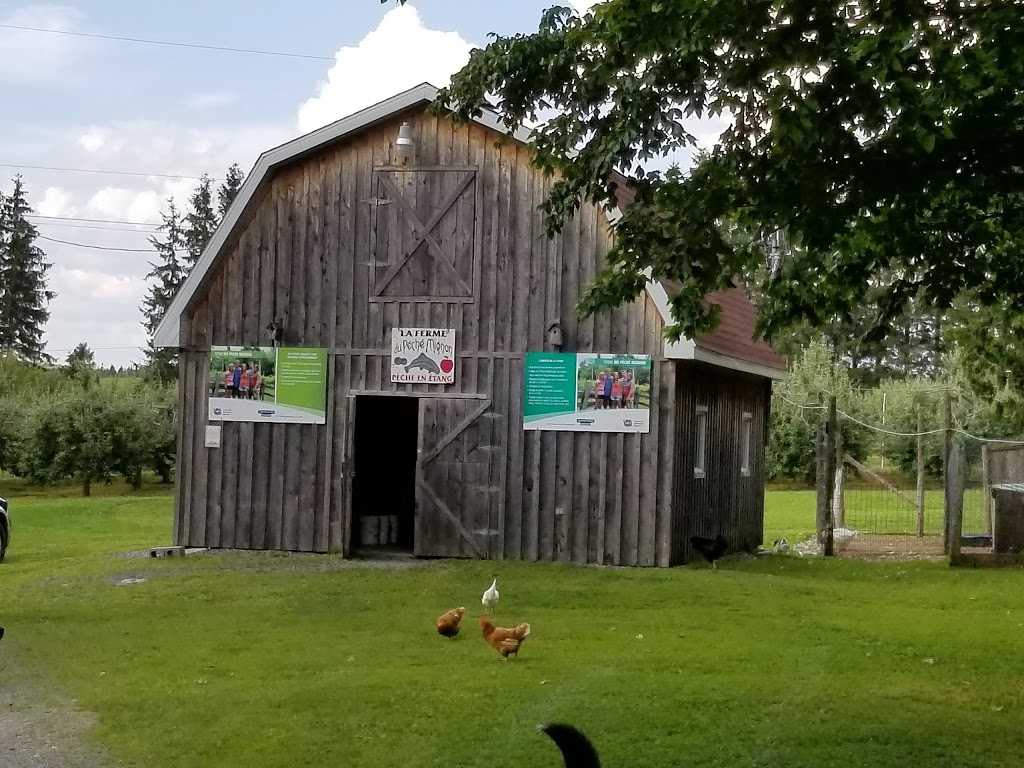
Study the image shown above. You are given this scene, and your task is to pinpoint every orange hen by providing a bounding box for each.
[480,616,531,659]
[436,607,465,638]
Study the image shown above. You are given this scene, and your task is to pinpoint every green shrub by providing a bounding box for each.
[15,387,174,495]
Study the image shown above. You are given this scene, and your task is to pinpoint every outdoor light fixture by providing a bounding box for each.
[395,121,415,164]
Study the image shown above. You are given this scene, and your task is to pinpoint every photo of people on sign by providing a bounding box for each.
[208,346,327,424]
[391,328,456,384]
[523,352,652,433]
[576,355,652,412]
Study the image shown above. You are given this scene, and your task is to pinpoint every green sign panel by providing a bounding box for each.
[523,352,577,420]
[276,348,329,418]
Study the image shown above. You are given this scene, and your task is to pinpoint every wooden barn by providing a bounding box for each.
[153,82,787,567]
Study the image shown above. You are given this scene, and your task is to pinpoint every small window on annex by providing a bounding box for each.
[694,406,708,479]
[740,412,752,477]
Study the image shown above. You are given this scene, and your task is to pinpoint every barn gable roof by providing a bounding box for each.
[154,82,786,380]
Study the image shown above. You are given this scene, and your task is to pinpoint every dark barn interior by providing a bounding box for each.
[352,396,419,551]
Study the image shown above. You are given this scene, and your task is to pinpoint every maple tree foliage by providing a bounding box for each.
[437,1,1024,342]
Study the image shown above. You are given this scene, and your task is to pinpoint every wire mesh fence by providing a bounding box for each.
[834,455,946,559]
[812,392,1024,562]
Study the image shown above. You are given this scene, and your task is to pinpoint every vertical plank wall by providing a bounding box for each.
[671,362,772,564]
[174,108,680,564]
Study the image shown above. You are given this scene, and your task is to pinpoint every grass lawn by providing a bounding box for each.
[2,488,1023,768]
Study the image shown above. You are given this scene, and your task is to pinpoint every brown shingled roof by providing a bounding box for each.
[659,280,787,371]
[609,173,787,373]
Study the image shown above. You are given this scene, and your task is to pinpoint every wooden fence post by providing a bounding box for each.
[982,442,992,535]
[834,423,845,528]
[948,440,965,564]
[916,407,925,538]
[815,421,827,549]
[942,390,953,554]
[816,394,837,556]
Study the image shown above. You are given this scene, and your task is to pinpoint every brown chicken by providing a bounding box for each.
[436,607,465,638]
[480,616,531,659]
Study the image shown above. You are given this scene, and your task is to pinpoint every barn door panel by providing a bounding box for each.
[415,398,505,558]
[340,395,357,558]
[370,167,478,302]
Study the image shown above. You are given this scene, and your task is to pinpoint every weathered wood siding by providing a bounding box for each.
[670,361,772,564]
[173,107,680,564]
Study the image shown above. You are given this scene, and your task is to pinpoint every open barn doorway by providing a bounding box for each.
[351,395,419,554]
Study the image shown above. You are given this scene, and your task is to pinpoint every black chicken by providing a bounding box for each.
[540,723,601,768]
[0,626,4,641]
[690,534,728,569]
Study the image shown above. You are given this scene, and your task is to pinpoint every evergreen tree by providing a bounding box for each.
[217,163,245,218]
[141,199,186,384]
[184,174,217,270]
[0,176,56,364]
[65,342,96,389]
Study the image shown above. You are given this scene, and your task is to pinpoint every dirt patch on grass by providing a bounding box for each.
[114,548,431,572]
[792,533,991,562]
[834,533,947,560]
[0,674,107,768]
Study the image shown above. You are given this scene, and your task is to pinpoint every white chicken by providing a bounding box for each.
[832,527,859,544]
[482,577,499,615]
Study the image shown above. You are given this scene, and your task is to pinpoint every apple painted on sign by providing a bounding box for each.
[440,358,454,374]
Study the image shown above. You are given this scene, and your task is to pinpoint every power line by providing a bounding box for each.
[46,345,146,353]
[32,221,161,235]
[29,213,164,234]
[0,163,213,181]
[29,214,163,227]
[0,23,335,62]
[37,234,155,253]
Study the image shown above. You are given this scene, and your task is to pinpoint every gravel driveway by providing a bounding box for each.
[0,675,108,768]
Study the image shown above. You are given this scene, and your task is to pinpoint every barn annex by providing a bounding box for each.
[153,82,787,567]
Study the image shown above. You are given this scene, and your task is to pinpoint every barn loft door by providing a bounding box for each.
[370,167,479,302]
[415,398,505,558]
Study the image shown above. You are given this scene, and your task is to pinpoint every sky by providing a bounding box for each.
[0,0,708,368]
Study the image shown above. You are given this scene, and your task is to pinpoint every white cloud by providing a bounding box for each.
[18,117,291,366]
[297,4,475,134]
[15,4,492,365]
[78,127,106,153]
[0,5,87,84]
[46,266,150,363]
[70,120,287,180]
[53,268,146,302]
[186,92,237,111]
[568,0,600,14]
[86,187,166,224]
[36,186,75,217]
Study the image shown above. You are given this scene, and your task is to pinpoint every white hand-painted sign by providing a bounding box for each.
[390,328,456,384]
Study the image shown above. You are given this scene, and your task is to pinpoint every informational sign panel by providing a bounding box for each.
[208,346,327,424]
[204,425,222,448]
[391,328,456,384]
[524,352,652,433]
